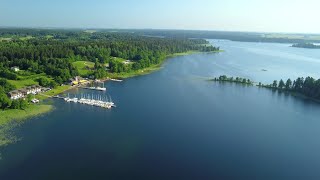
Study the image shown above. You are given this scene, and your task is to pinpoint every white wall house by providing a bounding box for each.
[8,90,24,100]
[8,85,43,100]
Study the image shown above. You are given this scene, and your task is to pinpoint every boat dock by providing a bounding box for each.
[109,78,123,82]
[79,81,107,91]
[80,86,106,91]
[55,94,116,109]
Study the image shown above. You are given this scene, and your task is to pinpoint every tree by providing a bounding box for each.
[10,100,20,109]
[278,79,285,89]
[37,77,50,87]
[285,79,292,90]
[0,88,12,109]
[54,76,63,85]
[27,94,33,102]
[19,99,28,110]
[0,78,15,92]
[272,80,278,88]
[51,81,58,88]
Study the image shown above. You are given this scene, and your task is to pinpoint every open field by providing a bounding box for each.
[72,61,95,76]
[19,36,34,41]
[8,73,48,89]
[8,79,39,89]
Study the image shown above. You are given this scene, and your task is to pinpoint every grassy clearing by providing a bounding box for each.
[8,72,48,89]
[36,85,72,100]
[109,64,163,79]
[8,79,39,89]
[72,61,95,76]
[0,37,12,41]
[112,57,127,61]
[45,35,54,39]
[19,36,34,41]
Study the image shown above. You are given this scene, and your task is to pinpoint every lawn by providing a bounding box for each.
[8,72,48,89]
[8,79,39,89]
[73,61,95,76]
[36,85,72,100]
[19,36,34,41]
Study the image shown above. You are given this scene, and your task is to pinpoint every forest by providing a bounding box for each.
[0,29,219,110]
[211,75,320,102]
[259,77,320,100]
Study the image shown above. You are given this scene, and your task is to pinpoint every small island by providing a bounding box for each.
[292,43,320,49]
[209,75,253,85]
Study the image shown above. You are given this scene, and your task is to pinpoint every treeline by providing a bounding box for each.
[259,77,320,100]
[0,30,219,82]
[132,30,320,44]
[292,43,320,49]
[211,75,253,85]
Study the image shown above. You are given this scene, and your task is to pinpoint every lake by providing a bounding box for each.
[1,40,320,179]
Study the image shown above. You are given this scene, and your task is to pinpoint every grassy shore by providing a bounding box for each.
[0,104,53,147]
[108,64,163,79]
[42,85,72,97]
[0,104,53,126]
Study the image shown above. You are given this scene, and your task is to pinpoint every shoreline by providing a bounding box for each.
[209,76,320,104]
[107,50,222,79]
[0,50,222,147]
[0,104,54,147]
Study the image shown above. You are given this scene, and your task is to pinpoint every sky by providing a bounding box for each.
[1,0,319,33]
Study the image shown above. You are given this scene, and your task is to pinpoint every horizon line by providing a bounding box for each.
[0,26,320,35]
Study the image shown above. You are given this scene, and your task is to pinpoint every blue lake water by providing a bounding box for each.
[1,40,320,179]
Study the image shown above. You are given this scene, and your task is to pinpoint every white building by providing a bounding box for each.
[8,85,43,100]
[8,90,24,100]
[11,66,20,72]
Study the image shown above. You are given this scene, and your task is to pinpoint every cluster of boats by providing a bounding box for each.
[64,94,116,109]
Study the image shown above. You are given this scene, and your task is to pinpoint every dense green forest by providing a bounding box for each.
[259,77,320,100]
[0,28,219,110]
[292,43,320,49]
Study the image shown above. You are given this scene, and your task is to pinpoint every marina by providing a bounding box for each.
[54,94,116,109]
